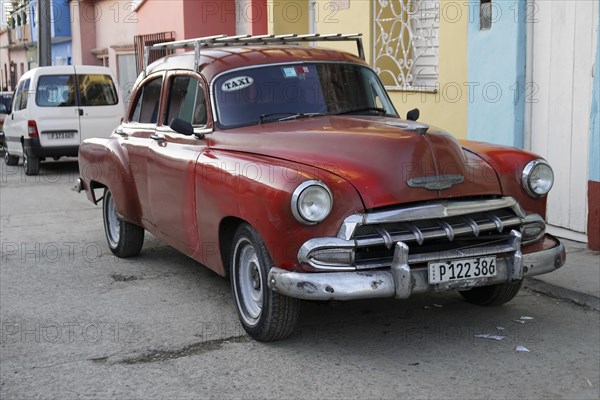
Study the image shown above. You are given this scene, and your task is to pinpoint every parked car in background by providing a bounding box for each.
[3,66,123,175]
[0,91,13,154]
[76,34,566,342]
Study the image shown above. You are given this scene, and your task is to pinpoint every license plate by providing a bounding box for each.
[428,256,497,284]
[49,132,75,140]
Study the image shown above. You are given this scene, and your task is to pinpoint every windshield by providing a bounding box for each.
[214,63,398,128]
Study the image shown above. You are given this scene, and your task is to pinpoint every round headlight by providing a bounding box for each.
[291,181,333,224]
[522,159,554,197]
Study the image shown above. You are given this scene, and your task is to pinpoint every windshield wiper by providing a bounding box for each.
[259,112,327,123]
[336,107,387,116]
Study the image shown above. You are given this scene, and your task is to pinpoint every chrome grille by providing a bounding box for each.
[298,197,544,272]
[353,207,521,269]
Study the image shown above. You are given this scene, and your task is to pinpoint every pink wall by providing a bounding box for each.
[71,0,99,65]
[0,30,10,90]
[135,0,186,40]
[94,0,138,51]
[183,0,236,38]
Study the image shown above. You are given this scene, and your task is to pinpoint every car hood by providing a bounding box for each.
[210,116,502,209]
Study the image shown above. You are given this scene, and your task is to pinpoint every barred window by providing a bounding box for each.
[374,0,439,91]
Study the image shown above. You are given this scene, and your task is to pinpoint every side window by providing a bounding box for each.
[130,77,162,123]
[77,74,118,106]
[165,76,207,127]
[12,81,23,111]
[19,79,30,110]
[36,75,76,107]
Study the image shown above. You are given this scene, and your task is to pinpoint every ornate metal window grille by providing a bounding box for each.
[373,0,440,91]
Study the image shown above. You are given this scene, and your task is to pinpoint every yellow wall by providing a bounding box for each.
[268,0,468,139]
[269,0,309,35]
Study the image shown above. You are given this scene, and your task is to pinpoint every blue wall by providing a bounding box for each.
[30,0,71,41]
[52,41,72,65]
[590,6,600,183]
[467,0,526,148]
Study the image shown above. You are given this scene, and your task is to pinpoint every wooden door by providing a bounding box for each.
[528,0,599,241]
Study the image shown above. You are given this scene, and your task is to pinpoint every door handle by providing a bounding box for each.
[150,133,165,141]
[78,109,84,116]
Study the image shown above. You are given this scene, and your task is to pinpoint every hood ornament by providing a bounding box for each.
[408,174,465,190]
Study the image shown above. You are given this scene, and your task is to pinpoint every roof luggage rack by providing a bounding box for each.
[143,33,365,75]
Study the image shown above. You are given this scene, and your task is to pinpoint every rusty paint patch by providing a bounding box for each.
[297,281,317,294]
[371,279,384,289]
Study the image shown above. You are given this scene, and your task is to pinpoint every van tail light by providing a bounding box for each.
[27,120,39,137]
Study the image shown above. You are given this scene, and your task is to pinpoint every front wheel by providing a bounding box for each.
[102,188,144,258]
[230,224,300,341]
[459,280,523,306]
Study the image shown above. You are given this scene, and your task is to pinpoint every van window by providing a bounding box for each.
[36,74,118,108]
[78,74,118,106]
[13,79,31,111]
[165,76,207,127]
[12,81,24,111]
[130,77,162,124]
[36,75,76,107]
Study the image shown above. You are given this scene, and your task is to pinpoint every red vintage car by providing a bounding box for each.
[76,34,565,342]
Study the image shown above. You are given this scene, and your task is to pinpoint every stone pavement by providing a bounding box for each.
[525,238,600,310]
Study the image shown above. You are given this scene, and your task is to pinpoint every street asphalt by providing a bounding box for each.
[1,160,599,399]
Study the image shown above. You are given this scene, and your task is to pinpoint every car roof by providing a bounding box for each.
[145,45,367,83]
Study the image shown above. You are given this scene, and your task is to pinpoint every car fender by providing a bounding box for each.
[460,140,548,217]
[78,136,143,225]
[192,149,365,275]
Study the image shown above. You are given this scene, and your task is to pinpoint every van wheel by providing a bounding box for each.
[4,145,19,166]
[23,146,40,175]
[102,188,144,258]
[230,223,300,341]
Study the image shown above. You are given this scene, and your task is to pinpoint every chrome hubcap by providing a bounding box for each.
[105,192,120,246]
[235,241,263,324]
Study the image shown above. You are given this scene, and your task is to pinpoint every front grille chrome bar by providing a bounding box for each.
[298,198,543,272]
[337,196,525,241]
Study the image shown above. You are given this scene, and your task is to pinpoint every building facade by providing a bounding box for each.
[467,0,599,249]
[70,0,138,102]
[0,0,73,90]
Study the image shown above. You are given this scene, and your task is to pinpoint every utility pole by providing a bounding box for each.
[37,0,51,66]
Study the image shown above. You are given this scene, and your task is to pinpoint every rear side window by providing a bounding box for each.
[36,74,118,107]
[36,75,76,107]
[130,77,163,124]
[165,76,207,127]
[13,79,31,111]
[78,74,118,106]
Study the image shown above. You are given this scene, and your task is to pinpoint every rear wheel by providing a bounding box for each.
[102,188,144,258]
[230,224,300,341]
[459,280,523,306]
[3,145,18,166]
[23,146,39,175]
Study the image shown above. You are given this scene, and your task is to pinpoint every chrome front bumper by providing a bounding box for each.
[268,236,566,301]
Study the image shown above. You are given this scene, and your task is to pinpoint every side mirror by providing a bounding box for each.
[0,103,7,113]
[169,117,194,136]
[406,108,420,121]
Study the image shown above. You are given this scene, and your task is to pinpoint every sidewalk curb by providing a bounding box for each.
[524,277,600,311]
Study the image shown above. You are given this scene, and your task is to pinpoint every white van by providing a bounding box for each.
[3,65,123,175]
